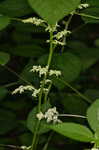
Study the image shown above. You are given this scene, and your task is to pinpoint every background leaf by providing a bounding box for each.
[27,102,51,134]
[0,15,10,30]
[50,123,94,142]
[87,99,99,132]
[28,0,80,24]
[0,52,10,65]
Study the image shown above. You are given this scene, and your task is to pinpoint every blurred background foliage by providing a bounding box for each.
[0,0,99,149]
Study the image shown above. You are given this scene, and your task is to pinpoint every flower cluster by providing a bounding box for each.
[36,107,61,124]
[54,30,71,40]
[12,85,34,94]
[30,65,48,77]
[30,65,61,77]
[45,23,59,32]
[22,17,45,26]
[78,3,89,9]
[21,146,31,150]
[46,26,71,46]
[12,85,48,98]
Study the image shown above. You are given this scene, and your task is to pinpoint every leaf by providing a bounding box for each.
[50,123,94,142]
[53,53,81,82]
[0,52,10,65]
[95,39,99,47]
[38,52,81,87]
[28,0,80,24]
[0,0,32,17]
[0,109,17,134]
[0,15,10,30]
[0,87,8,101]
[84,89,99,102]
[82,8,99,23]
[87,99,99,132]
[8,44,45,57]
[69,47,99,70]
[27,102,51,134]
[62,94,88,115]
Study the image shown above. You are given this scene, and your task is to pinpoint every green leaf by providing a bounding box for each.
[50,123,94,142]
[95,39,99,47]
[39,52,81,84]
[28,0,80,24]
[27,102,51,134]
[62,94,88,115]
[0,87,8,100]
[82,8,99,23]
[0,109,17,134]
[0,15,10,30]
[0,0,32,17]
[69,47,99,70]
[0,52,10,65]
[8,44,45,57]
[87,99,99,132]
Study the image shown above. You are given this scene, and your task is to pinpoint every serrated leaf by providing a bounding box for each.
[27,102,51,134]
[0,52,10,65]
[50,123,94,142]
[28,0,80,24]
[87,99,99,132]
[0,15,10,30]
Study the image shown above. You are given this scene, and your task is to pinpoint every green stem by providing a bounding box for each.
[75,12,99,20]
[31,121,40,150]
[42,132,53,150]
[44,82,52,104]
[2,65,31,85]
[38,30,54,112]
[59,114,86,119]
[2,81,19,88]
[58,78,92,104]
[61,14,73,52]
[31,29,54,150]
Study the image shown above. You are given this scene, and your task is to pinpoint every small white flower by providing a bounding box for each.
[21,146,31,150]
[49,70,61,77]
[44,107,61,123]
[32,88,40,97]
[12,85,34,94]
[54,30,71,40]
[30,65,48,77]
[45,23,59,32]
[78,3,89,9]
[52,40,65,46]
[36,107,61,124]
[36,112,44,120]
[22,17,45,26]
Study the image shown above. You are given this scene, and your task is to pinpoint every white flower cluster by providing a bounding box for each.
[45,23,59,32]
[36,107,61,124]
[54,30,71,40]
[12,85,49,98]
[22,17,45,26]
[49,69,61,77]
[21,146,31,150]
[12,85,34,94]
[30,65,48,77]
[46,27,71,46]
[78,3,89,9]
[30,65,61,77]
